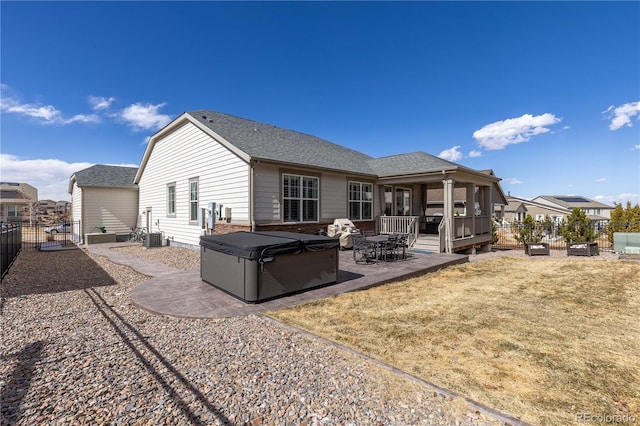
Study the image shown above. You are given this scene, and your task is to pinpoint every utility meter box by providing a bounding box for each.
[208,202,216,230]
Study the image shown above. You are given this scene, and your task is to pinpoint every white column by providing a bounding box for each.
[442,178,454,253]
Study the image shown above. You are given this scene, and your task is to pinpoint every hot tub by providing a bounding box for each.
[200,231,340,303]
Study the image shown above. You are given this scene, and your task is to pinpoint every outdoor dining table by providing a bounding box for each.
[364,235,391,260]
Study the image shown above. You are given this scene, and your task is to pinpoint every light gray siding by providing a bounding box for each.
[253,163,281,223]
[253,165,351,224]
[138,121,249,247]
[321,172,347,221]
[83,188,139,235]
[71,182,83,240]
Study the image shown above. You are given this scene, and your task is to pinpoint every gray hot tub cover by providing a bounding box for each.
[199,231,339,261]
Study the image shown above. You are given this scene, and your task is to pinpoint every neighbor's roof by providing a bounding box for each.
[505,196,571,215]
[535,195,612,210]
[188,110,377,175]
[504,197,527,212]
[0,189,30,201]
[70,165,139,192]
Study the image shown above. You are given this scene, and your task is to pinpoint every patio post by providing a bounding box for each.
[442,177,455,253]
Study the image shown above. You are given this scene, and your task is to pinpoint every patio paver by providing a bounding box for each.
[85,243,468,319]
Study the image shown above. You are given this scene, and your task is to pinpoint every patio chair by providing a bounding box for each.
[381,234,400,262]
[352,234,378,264]
[394,233,409,260]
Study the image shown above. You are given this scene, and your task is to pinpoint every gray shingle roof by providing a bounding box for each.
[189,110,377,175]
[367,152,460,177]
[536,195,612,210]
[73,165,138,188]
[0,190,29,200]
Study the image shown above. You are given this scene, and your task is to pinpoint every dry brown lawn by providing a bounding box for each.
[268,257,640,425]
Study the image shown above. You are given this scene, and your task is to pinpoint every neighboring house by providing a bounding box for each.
[532,195,614,222]
[38,199,57,216]
[0,182,37,223]
[56,200,71,214]
[69,165,139,242]
[135,110,504,253]
[499,196,569,224]
[498,196,528,223]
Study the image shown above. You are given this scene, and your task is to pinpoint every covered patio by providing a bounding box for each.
[369,155,506,254]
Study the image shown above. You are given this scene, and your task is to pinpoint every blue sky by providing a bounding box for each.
[1,1,639,204]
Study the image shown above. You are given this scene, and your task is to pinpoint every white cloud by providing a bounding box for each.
[1,97,62,122]
[468,150,482,158]
[0,154,137,201]
[634,145,640,150]
[438,145,462,161]
[594,193,640,206]
[1,154,93,201]
[66,114,100,124]
[604,101,640,130]
[595,177,607,183]
[118,102,171,131]
[1,86,101,125]
[504,178,522,185]
[89,96,116,110]
[473,113,562,150]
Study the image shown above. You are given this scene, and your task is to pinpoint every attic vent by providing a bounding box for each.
[201,115,206,119]
[208,119,213,123]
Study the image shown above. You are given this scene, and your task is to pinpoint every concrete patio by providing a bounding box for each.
[85,243,469,319]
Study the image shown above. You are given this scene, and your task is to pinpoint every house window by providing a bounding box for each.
[283,174,318,222]
[189,178,199,223]
[7,205,19,217]
[348,181,373,221]
[167,183,176,217]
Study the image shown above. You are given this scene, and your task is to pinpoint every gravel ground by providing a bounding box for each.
[1,246,512,426]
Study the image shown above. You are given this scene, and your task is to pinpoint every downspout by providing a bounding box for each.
[249,161,256,232]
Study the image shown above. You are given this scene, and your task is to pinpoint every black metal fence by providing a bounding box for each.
[493,222,640,251]
[20,221,81,250]
[1,223,22,279]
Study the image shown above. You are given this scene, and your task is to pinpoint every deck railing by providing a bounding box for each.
[378,216,419,248]
[453,215,491,239]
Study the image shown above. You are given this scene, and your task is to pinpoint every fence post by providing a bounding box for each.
[1,222,23,280]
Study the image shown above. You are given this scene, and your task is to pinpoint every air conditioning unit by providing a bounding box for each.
[145,232,163,248]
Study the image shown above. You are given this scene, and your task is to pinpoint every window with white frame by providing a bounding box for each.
[167,183,176,217]
[282,174,318,222]
[189,178,199,223]
[7,205,19,217]
[348,181,373,220]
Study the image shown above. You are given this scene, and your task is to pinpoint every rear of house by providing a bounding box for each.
[135,112,378,248]
[135,110,504,253]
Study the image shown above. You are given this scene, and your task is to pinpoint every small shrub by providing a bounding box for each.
[560,208,597,242]
[514,215,542,244]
